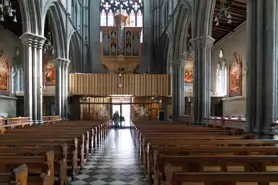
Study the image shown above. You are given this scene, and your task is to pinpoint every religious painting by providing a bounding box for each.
[229,52,242,97]
[184,56,194,83]
[0,50,10,95]
[44,56,56,86]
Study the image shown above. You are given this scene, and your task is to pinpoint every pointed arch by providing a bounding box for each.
[172,5,191,61]
[161,32,172,74]
[17,0,31,33]
[191,0,216,38]
[69,32,81,73]
[43,2,67,59]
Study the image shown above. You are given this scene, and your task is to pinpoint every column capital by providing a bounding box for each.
[171,60,186,68]
[52,58,70,68]
[20,32,46,48]
[62,59,71,69]
[190,36,214,50]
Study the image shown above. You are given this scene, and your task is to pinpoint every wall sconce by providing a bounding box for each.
[118,73,123,88]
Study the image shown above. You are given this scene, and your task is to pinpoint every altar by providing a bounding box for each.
[222,96,246,117]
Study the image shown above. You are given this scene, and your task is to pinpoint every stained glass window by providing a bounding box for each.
[100,0,143,27]
[129,10,136,27]
[137,10,143,27]
[108,10,115,26]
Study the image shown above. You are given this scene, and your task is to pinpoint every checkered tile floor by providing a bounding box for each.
[70,129,147,185]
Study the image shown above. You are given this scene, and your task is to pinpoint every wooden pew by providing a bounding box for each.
[0,120,111,184]
[0,146,67,185]
[0,137,78,179]
[145,139,278,178]
[0,164,28,185]
[131,120,278,185]
[1,120,109,168]
[165,171,278,185]
[0,120,112,181]
[0,151,54,185]
[141,135,255,173]
[3,131,87,168]
[157,155,278,185]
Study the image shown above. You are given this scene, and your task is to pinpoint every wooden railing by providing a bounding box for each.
[0,116,61,134]
[70,73,171,96]
[42,116,62,123]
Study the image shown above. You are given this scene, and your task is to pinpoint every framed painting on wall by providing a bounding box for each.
[229,52,242,97]
[44,56,56,86]
[184,56,194,83]
[0,50,10,95]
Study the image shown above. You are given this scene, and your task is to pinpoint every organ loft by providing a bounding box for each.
[101,9,143,73]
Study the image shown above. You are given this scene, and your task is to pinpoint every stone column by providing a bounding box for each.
[190,36,214,124]
[36,35,45,124]
[171,60,186,121]
[61,60,70,120]
[138,0,153,73]
[20,33,46,123]
[89,0,108,73]
[53,58,63,117]
[245,0,276,137]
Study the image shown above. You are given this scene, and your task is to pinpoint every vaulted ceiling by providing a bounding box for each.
[0,0,22,37]
[212,0,246,44]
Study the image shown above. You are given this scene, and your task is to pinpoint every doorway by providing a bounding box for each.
[112,97,132,127]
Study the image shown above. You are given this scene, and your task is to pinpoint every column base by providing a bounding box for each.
[257,132,273,139]
[32,120,44,124]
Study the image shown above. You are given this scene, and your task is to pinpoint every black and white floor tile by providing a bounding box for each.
[70,129,147,185]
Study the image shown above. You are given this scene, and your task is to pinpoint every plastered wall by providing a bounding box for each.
[211,23,247,117]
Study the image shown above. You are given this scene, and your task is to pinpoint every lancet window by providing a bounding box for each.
[216,49,228,96]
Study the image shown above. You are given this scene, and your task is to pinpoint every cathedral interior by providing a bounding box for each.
[1,0,278,185]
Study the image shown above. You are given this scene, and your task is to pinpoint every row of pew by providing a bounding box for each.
[0,120,112,185]
[131,121,278,185]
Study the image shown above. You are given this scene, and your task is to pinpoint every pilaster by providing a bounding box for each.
[190,36,214,124]
[171,60,186,121]
[20,32,46,124]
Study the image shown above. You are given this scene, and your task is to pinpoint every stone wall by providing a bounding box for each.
[211,23,246,117]
[0,28,23,117]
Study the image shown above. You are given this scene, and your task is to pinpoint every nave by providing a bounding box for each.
[71,129,147,185]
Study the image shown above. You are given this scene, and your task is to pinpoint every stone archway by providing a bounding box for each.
[44,3,66,59]
[172,5,191,62]
[161,33,172,74]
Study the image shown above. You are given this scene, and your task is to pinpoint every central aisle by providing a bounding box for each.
[71,129,147,185]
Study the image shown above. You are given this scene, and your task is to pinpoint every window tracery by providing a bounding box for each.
[100,0,144,27]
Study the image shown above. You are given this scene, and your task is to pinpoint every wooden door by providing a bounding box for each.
[151,108,158,121]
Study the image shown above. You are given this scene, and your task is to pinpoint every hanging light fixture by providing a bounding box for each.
[43,32,55,55]
[0,0,17,22]
[214,0,234,26]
